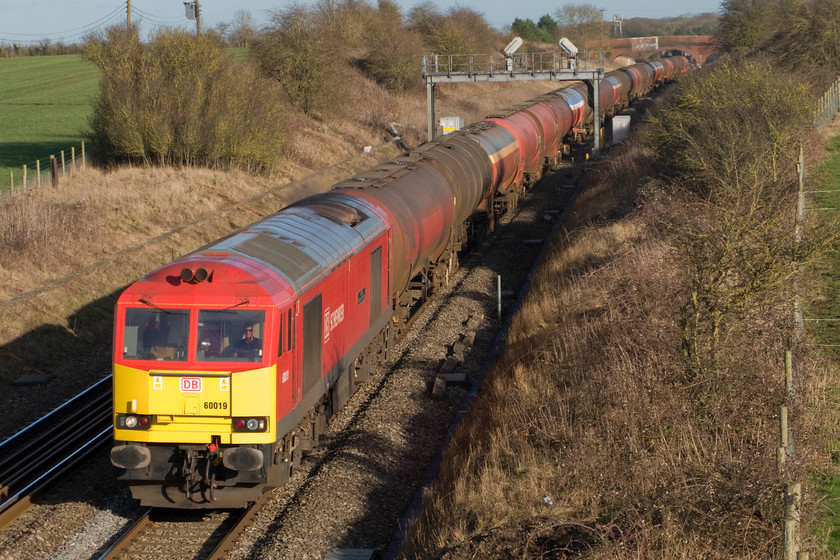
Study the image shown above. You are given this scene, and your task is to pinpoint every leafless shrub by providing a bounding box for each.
[253,4,344,116]
[408,2,502,55]
[85,27,287,171]
[647,58,832,373]
[361,30,426,94]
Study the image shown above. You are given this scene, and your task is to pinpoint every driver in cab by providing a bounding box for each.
[231,323,261,360]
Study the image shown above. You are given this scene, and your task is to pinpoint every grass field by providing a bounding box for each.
[0,55,99,193]
[809,131,840,552]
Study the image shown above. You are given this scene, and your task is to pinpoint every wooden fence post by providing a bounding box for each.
[71,146,75,172]
[61,150,65,176]
[785,351,794,402]
[23,164,27,189]
[783,482,801,559]
[51,156,58,188]
[9,170,13,195]
[81,141,86,169]
[778,407,786,470]
[36,159,40,187]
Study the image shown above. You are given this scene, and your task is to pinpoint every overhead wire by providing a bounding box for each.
[132,5,186,25]
[0,4,125,44]
[0,2,190,46]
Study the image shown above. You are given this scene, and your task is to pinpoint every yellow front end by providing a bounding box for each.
[113,363,277,444]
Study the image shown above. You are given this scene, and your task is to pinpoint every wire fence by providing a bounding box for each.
[2,141,88,198]
[815,77,840,126]
[802,77,840,332]
[782,73,840,560]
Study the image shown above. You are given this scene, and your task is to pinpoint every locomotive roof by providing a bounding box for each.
[195,192,388,295]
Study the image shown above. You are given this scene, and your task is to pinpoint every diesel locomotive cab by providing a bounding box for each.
[111,300,286,508]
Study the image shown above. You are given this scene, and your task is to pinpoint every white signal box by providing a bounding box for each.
[439,116,464,135]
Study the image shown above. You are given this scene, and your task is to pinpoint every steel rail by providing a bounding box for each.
[96,494,265,560]
[206,493,268,560]
[96,507,153,560]
[0,375,113,529]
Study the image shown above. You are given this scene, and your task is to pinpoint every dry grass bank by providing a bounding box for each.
[404,127,836,557]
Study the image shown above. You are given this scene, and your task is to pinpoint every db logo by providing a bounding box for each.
[323,304,345,343]
[180,377,202,393]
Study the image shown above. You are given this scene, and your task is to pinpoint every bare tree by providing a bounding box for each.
[253,6,337,115]
[719,0,775,53]
[555,3,604,47]
[230,10,257,48]
[213,21,230,42]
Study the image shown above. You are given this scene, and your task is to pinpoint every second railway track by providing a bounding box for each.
[0,377,113,531]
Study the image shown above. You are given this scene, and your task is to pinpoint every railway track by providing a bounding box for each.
[0,376,112,530]
[98,491,268,560]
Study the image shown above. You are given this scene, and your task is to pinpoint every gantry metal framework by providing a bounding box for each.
[422,50,606,157]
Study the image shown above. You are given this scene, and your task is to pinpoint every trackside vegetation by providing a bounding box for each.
[807,131,840,552]
[84,27,287,172]
[401,58,840,557]
[83,1,505,170]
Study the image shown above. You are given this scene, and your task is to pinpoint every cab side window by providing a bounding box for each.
[277,309,295,356]
[277,314,285,357]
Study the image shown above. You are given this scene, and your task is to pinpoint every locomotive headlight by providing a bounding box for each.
[233,417,267,432]
[117,414,152,430]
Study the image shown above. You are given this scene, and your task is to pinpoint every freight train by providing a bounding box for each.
[110,55,689,508]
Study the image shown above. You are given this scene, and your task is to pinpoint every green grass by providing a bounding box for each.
[810,132,840,552]
[810,135,840,356]
[0,55,99,192]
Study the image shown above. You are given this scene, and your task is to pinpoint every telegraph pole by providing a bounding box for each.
[600,9,606,45]
[185,1,201,35]
[196,0,201,36]
[126,0,131,27]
